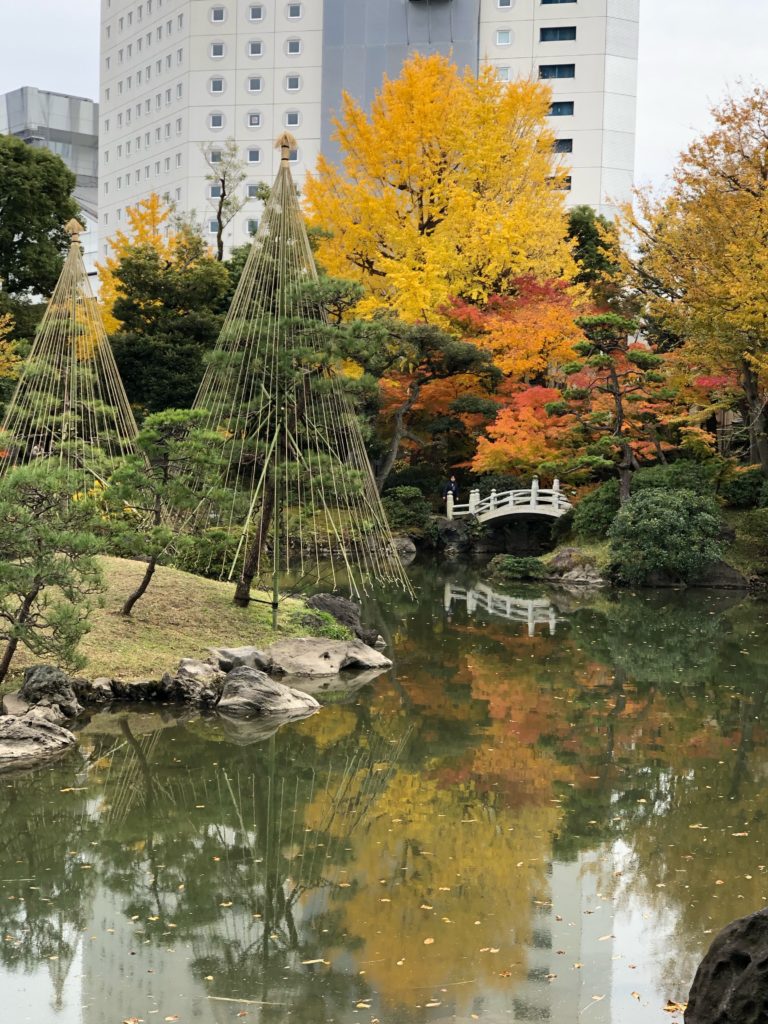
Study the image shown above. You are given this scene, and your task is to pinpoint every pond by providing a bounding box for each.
[3,562,768,1024]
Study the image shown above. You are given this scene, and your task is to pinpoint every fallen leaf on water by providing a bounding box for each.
[732,832,749,837]
[301,959,328,965]
[592,995,605,1002]
[220,901,233,907]
[597,934,614,941]
[122,1019,143,1023]
[338,882,351,888]
[688,824,707,830]
[355,1002,371,1009]
[396,959,405,966]
[425,1001,441,1008]
[424,937,434,945]
[380,898,391,903]
[631,991,640,1000]
[663,1001,687,1013]
[420,904,433,910]
[164,1017,179,1022]
[715,880,725,886]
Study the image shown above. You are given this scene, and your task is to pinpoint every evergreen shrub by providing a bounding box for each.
[382,486,434,537]
[720,466,765,508]
[488,554,546,583]
[632,461,719,496]
[608,488,722,585]
[572,479,620,539]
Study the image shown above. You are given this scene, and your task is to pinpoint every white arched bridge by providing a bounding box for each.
[446,477,571,524]
[444,582,558,636]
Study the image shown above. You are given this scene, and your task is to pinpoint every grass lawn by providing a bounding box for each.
[3,555,346,690]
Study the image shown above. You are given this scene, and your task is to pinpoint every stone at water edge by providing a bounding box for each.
[216,667,321,718]
[207,646,270,673]
[306,593,381,647]
[685,907,768,1023]
[161,658,224,707]
[0,713,76,772]
[391,535,417,565]
[264,637,392,678]
[18,664,83,718]
[72,676,114,704]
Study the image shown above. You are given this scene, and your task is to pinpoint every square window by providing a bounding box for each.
[247,183,260,197]
[287,3,301,17]
[288,148,298,162]
[496,29,512,45]
[247,218,259,234]
[247,147,261,163]
[249,40,263,56]
[209,219,219,233]
[210,41,225,57]
[285,74,300,91]
[210,184,222,198]
[209,112,224,128]
[497,67,510,82]
[211,6,225,22]
[286,38,301,55]
[248,111,261,127]
[285,110,300,127]
[210,149,222,163]
[498,0,512,6]
[249,4,264,19]
[248,76,263,92]
[210,77,225,93]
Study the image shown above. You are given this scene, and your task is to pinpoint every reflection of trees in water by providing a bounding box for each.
[0,759,97,1010]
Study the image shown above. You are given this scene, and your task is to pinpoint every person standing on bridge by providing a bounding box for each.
[442,475,459,504]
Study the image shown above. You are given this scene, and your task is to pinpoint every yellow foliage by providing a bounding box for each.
[96,193,177,333]
[0,313,21,381]
[304,53,576,323]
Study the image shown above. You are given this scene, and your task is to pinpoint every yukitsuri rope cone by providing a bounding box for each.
[0,219,140,492]
[193,133,412,610]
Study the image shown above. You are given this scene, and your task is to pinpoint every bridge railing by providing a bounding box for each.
[447,477,571,520]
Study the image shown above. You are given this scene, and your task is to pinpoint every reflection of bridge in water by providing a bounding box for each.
[444,581,558,636]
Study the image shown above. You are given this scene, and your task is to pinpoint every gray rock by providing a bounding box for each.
[436,517,473,559]
[217,667,320,718]
[163,658,224,707]
[208,646,270,673]
[306,593,380,646]
[19,665,82,719]
[689,559,749,590]
[264,638,392,678]
[685,907,768,1023]
[547,547,593,574]
[391,535,417,565]
[25,705,66,727]
[72,677,114,704]
[0,713,76,772]
[2,692,30,717]
[559,566,607,587]
[110,678,165,702]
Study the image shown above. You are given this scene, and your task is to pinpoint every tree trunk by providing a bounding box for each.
[741,359,768,476]
[234,470,276,607]
[618,444,633,504]
[375,384,420,493]
[121,556,157,617]
[0,583,41,683]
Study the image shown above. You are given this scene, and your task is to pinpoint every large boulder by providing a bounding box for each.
[0,713,76,772]
[391,535,417,565]
[689,559,749,590]
[216,667,320,718]
[72,677,114,705]
[110,678,166,702]
[685,907,768,1023]
[18,665,82,718]
[162,658,224,706]
[262,638,392,678]
[435,517,473,560]
[208,646,271,673]
[305,593,381,646]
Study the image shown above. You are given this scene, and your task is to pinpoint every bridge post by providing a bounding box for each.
[469,488,480,513]
[531,476,539,508]
[446,492,454,520]
[490,488,497,510]
[444,581,452,612]
[553,478,560,499]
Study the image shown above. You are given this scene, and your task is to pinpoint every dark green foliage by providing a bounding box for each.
[381,486,433,537]
[0,136,79,297]
[0,464,104,680]
[566,205,620,305]
[573,480,620,539]
[488,554,546,583]
[608,488,722,585]
[110,229,229,414]
[632,461,721,496]
[720,466,765,509]
[470,472,527,494]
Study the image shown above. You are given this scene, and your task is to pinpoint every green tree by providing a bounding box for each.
[202,138,254,261]
[107,409,225,616]
[608,488,722,585]
[0,464,104,682]
[545,313,671,502]
[0,135,79,297]
[110,226,229,414]
[566,205,622,308]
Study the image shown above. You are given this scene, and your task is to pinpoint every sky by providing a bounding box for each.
[0,0,767,192]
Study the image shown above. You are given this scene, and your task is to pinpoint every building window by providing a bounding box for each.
[562,175,572,190]
[542,0,577,4]
[288,147,299,162]
[246,183,260,197]
[539,63,575,79]
[247,218,259,234]
[209,112,224,129]
[285,74,301,91]
[247,147,261,163]
[165,87,171,104]
[177,47,183,64]
[208,220,219,233]
[165,54,172,69]
[210,77,225,93]
[105,87,111,101]
[284,110,300,127]
[249,4,264,19]
[287,3,302,17]
[247,111,261,127]
[553,138,573,153]
[154,161,161,174]
[498,0,512,6]
[210,41,225,58]
[248,76,263,92]
[164,122,171,139]
[105,56,111,69]
[496,29,512,45]
[549,100,574,116]
[209,149,222,163]
[176,153,182,167]
[210,184,223,198]
[117,175,122,190]
[210,6,226,22]
[176,83,183,98]
[103,181,109,195]
[540,26,577,41]
[286,38,302,55]
[497,67,510,82]
[155,127,161,141]
[178,13,184,29]
[248,40,263,57]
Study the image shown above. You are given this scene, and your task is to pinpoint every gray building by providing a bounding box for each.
[0,86,100,273]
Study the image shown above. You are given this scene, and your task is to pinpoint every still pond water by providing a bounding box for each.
[3,564,768,1024]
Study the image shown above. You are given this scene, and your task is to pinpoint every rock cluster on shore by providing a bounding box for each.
[0,637,392,772]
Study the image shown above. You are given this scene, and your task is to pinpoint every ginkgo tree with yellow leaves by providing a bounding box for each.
[305,53,576,324]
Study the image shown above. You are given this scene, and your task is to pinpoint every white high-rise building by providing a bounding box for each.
[98,0,639,257]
